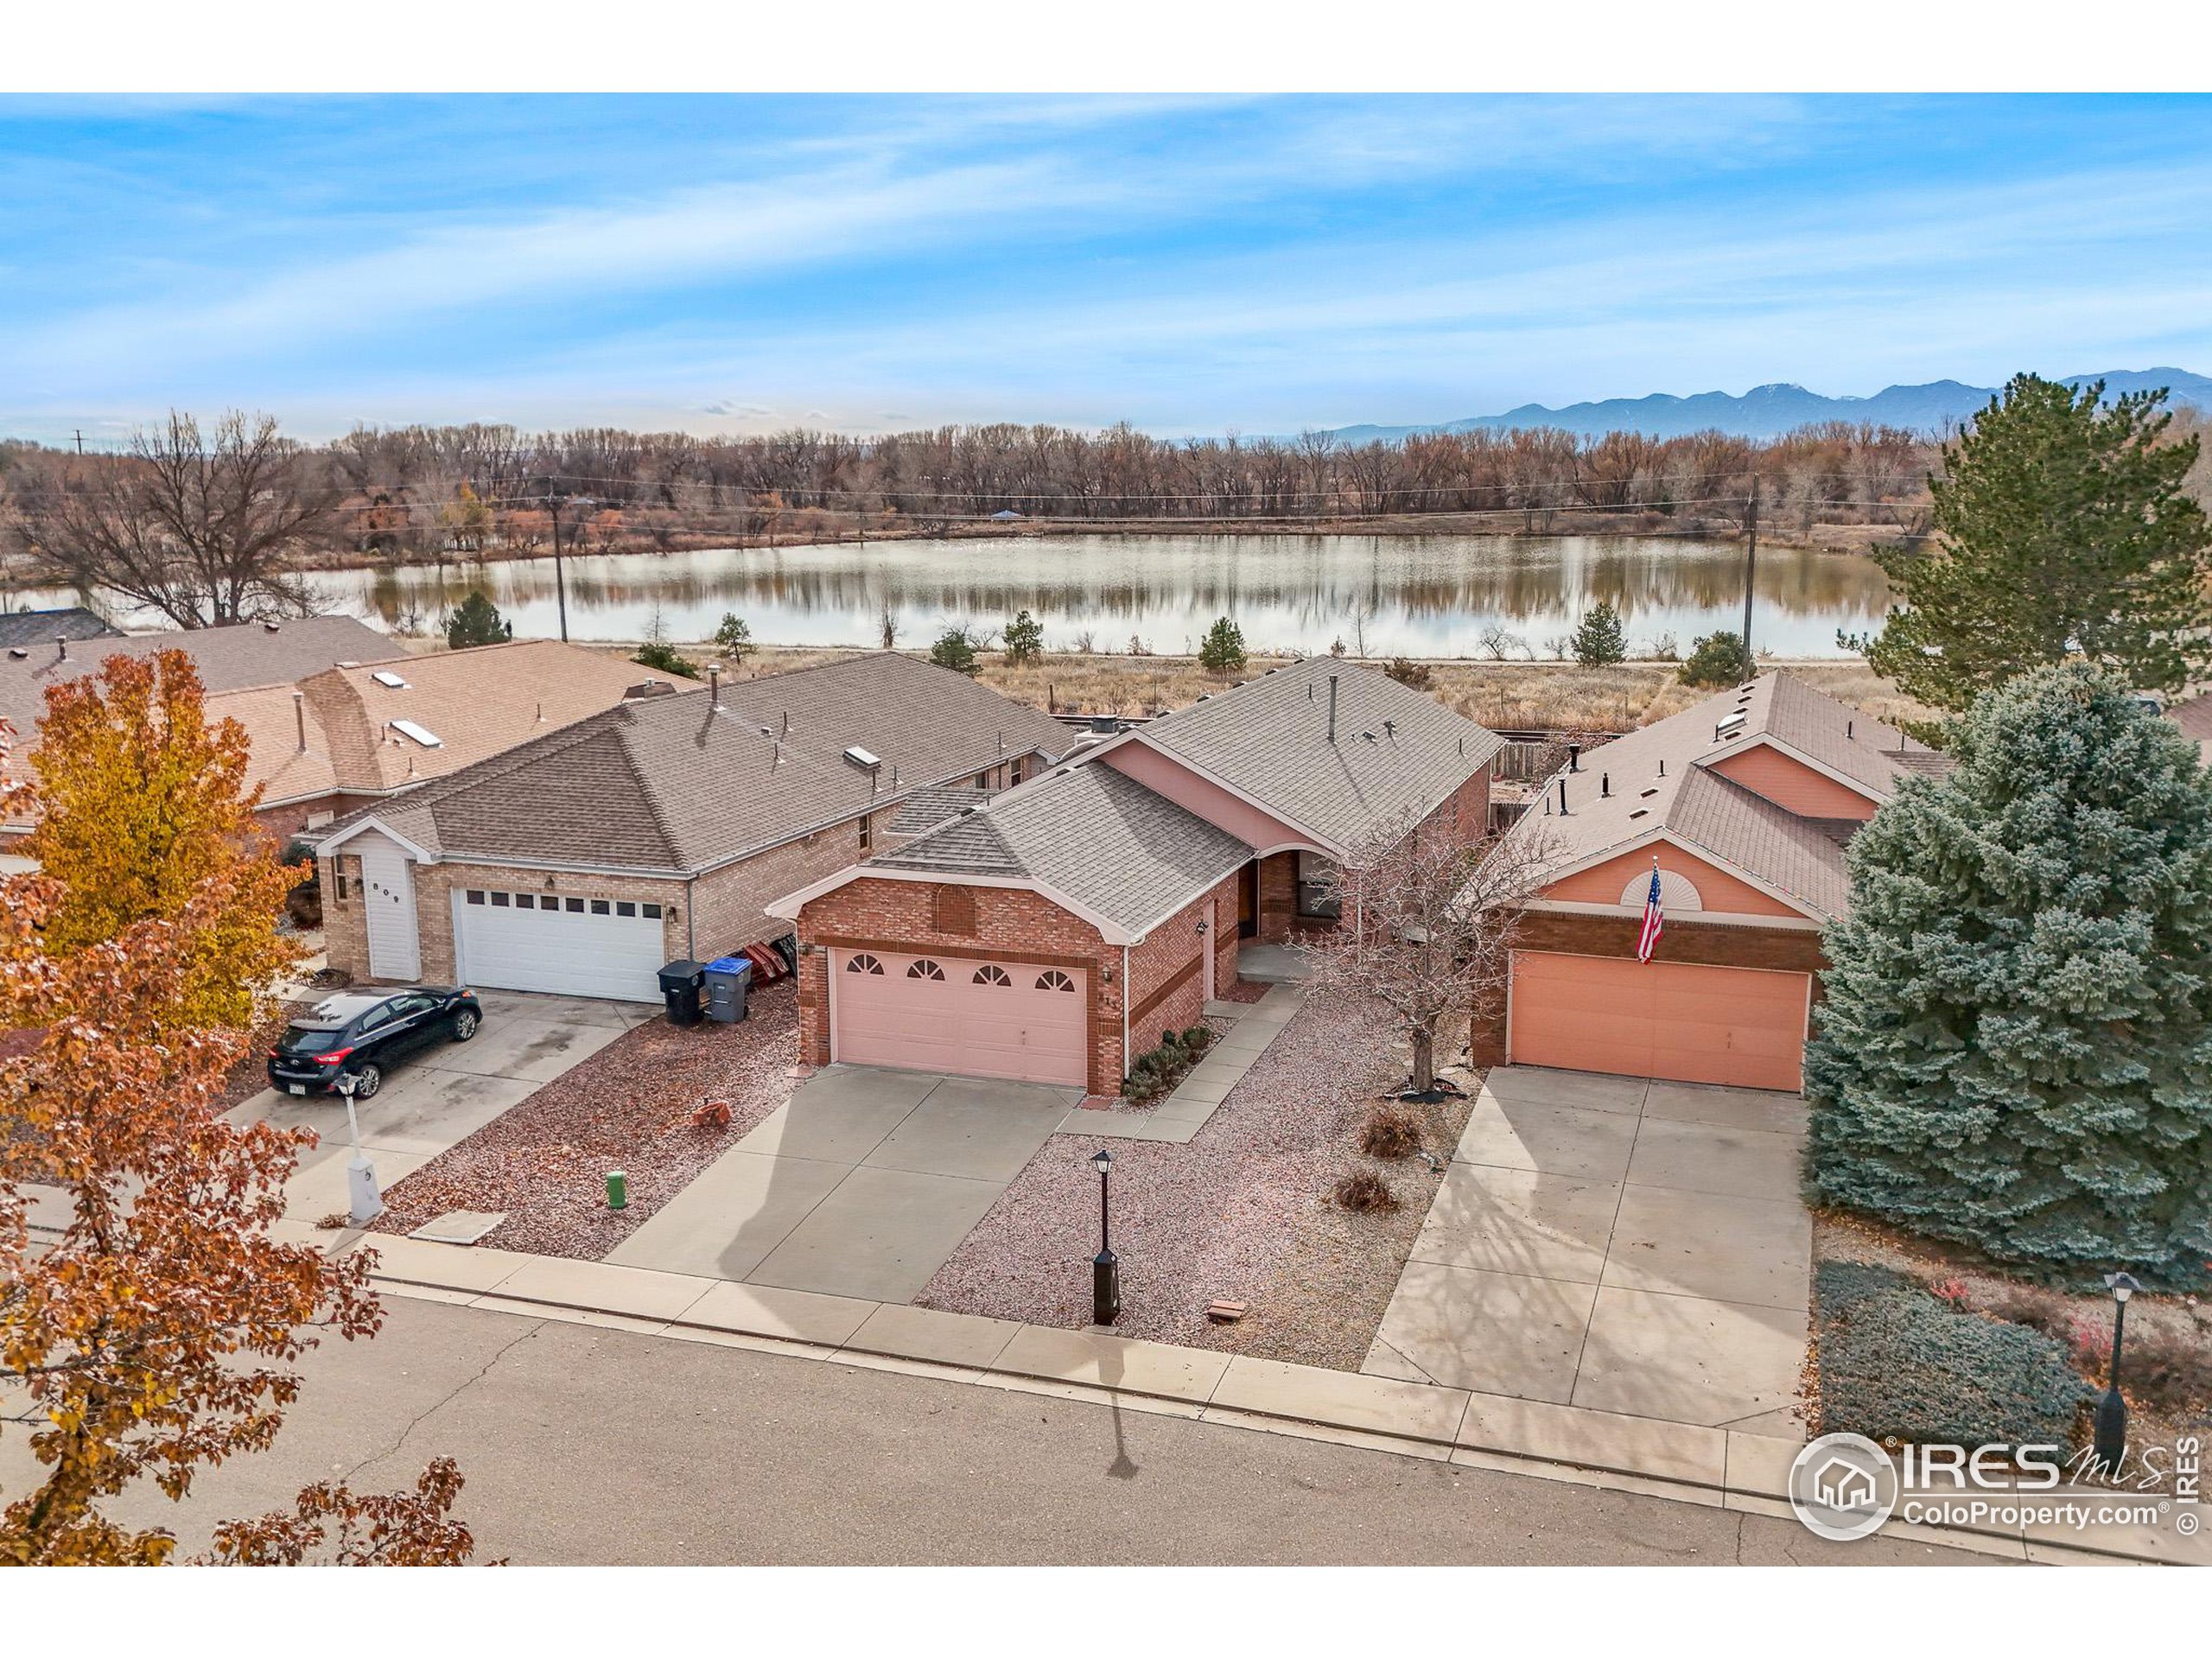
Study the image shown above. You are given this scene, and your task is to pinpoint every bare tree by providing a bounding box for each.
[41,412,335,627]
[1300,811,1557,1093]
[877,603,901,650]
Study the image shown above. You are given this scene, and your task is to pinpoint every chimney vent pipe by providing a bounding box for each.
[293,690,307,753]
[56,636,67,661]
[1557,777,1570,816]
[1568,743,1581,772]
[1600,772,1610,798]
[1326,675,1338,742]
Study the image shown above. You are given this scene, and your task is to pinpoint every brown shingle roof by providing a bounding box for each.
[870,760,1253,937]
[1509,670,1940,920]
[1131,656,1505,853]
[317,652,1071,874]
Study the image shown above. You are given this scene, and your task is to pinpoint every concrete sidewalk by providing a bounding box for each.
[1063,982,1302,1143]
[328,1228,2202,1566]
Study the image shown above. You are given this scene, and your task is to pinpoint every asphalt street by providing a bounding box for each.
[0,1293,1996,1566]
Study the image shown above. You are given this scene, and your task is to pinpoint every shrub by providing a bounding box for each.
[928,627,982,676]
[1984,1283,2074,1344]
[1120,1030,1208,1103]
[1198,616,1248,677]
[1181,1026,1211,1052]
[632,639,699,679]
[1677,630,1751,688]
[445,589,512,649]
[1383,657,1433,690]
[1334,1170,1400,1213]
[1929,1275,1970,1306]
[1570,601,1628,666]
[712,613,754,661]
[2122,1325,2212,1413]
[1358,1105,1424,1160]
[1814,1262,2091,1448]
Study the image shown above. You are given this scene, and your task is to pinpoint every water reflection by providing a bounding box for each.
[53,532,1897,657]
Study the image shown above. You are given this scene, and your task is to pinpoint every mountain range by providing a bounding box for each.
[1320,370,2212,444]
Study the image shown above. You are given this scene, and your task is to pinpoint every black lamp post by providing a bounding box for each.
[2093,1270,2139,1472]
[1090,1147,1121,1326]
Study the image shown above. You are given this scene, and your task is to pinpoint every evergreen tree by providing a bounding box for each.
[1804,665,2212,1281]
[712,613,754,662]
[444,590,512,649]
[1198,615,1247,677]
[928,626,981,677]
[1001,608,1045,665]
[1677,630,1751,688]
[1570,600,1628,665]
[1865,374,2212,709]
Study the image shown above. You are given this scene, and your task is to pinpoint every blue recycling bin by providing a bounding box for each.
[702,955,753,1024]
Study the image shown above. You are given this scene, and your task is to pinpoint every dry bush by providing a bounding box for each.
[1333,1169,1400,1212]
[1358,1105,1424,1160]
[2123,1327,2212,1413]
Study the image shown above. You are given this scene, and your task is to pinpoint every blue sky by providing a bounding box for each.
[3,93,2210,442]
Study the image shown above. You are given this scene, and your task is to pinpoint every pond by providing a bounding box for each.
[27,531,1894,658]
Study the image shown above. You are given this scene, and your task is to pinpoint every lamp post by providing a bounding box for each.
[1090,1148,1120,1326]
[2094,1271,2139,1471]
[335,1070,383,1226]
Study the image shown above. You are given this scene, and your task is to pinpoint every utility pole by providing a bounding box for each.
[73,429,84,456]
[1740,476,1759,670]
[549,493,570,643]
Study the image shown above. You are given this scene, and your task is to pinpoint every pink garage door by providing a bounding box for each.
[831,950,1088,1089]
[1508,950,1808,1093]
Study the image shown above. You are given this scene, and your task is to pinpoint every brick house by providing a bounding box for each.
[311,652,1070,1000]
[1474,671,1948,1093]
[771,658,1504,1095]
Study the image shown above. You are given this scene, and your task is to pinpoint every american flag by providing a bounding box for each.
[1636,863,1665,963]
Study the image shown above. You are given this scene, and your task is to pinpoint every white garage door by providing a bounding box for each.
[831,950,1088,1088]
[453,887,668,1002]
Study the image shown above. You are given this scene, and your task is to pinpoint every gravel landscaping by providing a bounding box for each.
[367,979,800,1259]
[919,991,1473,1369]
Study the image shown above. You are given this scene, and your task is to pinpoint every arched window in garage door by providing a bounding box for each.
[1035,969,1075,992]
[906,959,945,980]
[973,964,1012,986]
[847,953,884,974]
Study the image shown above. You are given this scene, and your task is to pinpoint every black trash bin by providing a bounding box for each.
[702,955,753,1024]
[658,958,706,1027]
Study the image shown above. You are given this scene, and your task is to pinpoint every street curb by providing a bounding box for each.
[353,1242,2196,1567]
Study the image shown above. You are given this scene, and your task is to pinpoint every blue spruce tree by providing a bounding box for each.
[1806,665,2212,1282]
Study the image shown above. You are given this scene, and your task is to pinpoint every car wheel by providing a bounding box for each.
[352,1062,383,1100]
[452,1008,479,1042]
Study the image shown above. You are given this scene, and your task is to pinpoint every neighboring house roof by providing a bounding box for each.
[0,614,400,746]
[2166,693,2212,763]
[1510,671,1942,920]
[1124,656,1506,855]
[861,760,1255,939]
[0,607,117,649]
[207,639,667,808]
[315,652,1070,876]
[888,784,996,836]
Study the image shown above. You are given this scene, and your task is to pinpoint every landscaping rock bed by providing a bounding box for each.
[366,980,799,1259]
[920,991,1471,1369]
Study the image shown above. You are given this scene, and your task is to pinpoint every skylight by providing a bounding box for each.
[372,670,409,689]
[391,719,442,748]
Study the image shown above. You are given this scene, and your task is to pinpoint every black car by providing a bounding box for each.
[267,986,483,1098]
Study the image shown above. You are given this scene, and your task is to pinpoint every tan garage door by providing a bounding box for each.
[1508,950,1808,1093]
[831,950,1088,1089]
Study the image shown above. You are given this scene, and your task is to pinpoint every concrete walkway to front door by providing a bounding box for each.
[606,1065,1082,1302]
[1362,1066,1811,1437]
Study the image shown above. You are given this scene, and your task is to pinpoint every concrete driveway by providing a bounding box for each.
[607,1064,1082,1301]
[230,988,653,1224]
[1363,1065,1811,1435]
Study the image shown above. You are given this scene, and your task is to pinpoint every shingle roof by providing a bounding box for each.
[869,760,1253,937]
[888,784,995,836]
[317,652,1070,874]
[208,639,659,806]
[0,607,116,649]
[1508,671,1940,920]
[0,614,399,746]
[1131,656,1505,853]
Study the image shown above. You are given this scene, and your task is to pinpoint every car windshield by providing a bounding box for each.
[279,1026,346,1054]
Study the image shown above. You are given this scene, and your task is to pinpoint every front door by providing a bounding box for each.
[359,836,421,982]
[1237,861,1259,938]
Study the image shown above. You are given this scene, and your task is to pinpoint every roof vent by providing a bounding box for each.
[844,745,883,772]
[391,718,442,749]
[263,621,282,633]
[1629,808,1649,819]
[372,670,409,689]
[6,647,24,660]
[623,679,675,699]
[1715,711,1747,739]
[1640,786,1658,798]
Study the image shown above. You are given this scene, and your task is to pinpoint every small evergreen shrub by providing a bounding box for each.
[1198,616,1248,677]
[1182,1026,1211,1051]
[1002,608,1045,665]
[1121,1029,1211,1103]
[928,628,982,676]
[1677,630,1751,687]
[632,639,699,678]
[1814,1262,2090,1448]
[1570,601,1628,666]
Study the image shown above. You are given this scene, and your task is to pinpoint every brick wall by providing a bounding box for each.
[1125,873,1239,1055]
[1467,910,1827,1066]
[797,876,1125,1094]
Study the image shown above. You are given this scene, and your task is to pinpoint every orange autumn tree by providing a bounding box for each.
[19,649,302,1031]
[0,713,476,1567]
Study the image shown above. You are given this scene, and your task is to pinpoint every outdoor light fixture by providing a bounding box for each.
[2094,1271,2139,1471]
[1090,1148,1121,1326]
[335,1071,383,1226]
